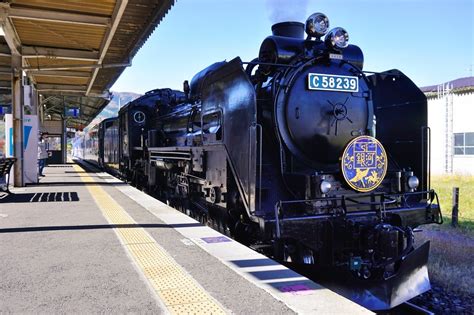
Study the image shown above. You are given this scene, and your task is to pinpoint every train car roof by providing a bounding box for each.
[118,88,184,114]
[85,116,118,133]
[101,117,118,124]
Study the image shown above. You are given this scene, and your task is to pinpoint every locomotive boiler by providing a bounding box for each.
[84,12,443,310]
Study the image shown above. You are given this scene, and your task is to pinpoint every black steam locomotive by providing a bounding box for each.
[80,13,442,310]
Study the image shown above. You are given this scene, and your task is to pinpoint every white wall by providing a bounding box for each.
[428,91,474,175]
[428,96,446,174]
[453,156,474,175]
[453,92,474,132]
[453,92,474,174]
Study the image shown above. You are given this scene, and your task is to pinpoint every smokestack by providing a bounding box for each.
[271,22,305,39]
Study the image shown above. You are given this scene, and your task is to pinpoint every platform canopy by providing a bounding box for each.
[0,0,175,127]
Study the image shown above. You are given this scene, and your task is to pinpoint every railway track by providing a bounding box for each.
[387,301,434,315]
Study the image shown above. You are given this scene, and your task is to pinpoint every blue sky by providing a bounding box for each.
[111,0,474,94]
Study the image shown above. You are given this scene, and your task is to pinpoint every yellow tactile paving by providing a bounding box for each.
[117,228,157,245]
[169,301,227,314]
[72,164,226,314]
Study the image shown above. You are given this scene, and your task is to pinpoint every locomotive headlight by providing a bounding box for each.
[320,180,332,194]
[305,12,329,38]
[407,176,419,190]
[325,27,349,50]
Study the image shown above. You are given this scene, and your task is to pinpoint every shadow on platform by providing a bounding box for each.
[229,258,322,293]
[0,222,202,234]
[28,181,127,187]
[0,192,79,203]
[47,165,74,168]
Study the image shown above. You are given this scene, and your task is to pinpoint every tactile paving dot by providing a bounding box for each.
[106,213,133,224]
[149,275,196,291]
[128,242,170,254]
[118,228,155,244]
[127,244,176,265]
[143,265,184,279]
[159,285,210,306]
[133,255,176,269]
[168,301,227,315]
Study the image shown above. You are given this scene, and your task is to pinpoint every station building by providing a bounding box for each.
[422,77,474,175]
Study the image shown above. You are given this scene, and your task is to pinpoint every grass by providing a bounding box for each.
[431,175,474,231]
[415,175,474,295]
[417,226,474,295]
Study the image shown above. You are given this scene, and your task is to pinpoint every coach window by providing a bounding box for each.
[202,111,222,141]
[121,116,128,155]
[454,132,474,155]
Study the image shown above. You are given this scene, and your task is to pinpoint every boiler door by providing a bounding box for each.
[278,60,370,164]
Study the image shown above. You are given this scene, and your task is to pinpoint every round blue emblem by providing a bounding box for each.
[341,136,387,192]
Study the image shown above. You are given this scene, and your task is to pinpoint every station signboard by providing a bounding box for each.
[65,107,80,118]
[4,114,39,184]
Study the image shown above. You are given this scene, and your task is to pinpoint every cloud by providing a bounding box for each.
[265,0,309,23]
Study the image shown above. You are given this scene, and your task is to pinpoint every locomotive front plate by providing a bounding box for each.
[308,73,359,93]
[133,111,146,124]
[341,136,387,192]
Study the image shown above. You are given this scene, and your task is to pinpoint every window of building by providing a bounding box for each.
[454,132,474,155]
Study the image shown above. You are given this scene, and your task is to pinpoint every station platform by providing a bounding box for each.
[0,161,371,314]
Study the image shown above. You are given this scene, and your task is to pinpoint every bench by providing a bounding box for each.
[0,158,16,194]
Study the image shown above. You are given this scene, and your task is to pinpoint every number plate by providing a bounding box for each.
[308,73,359,93]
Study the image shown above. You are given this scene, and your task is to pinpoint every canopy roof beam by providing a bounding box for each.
[22,46,99,61]
[0,66,11,73]
[8,6,110,27]
[0,81,11,89]
[36,83,87,93]
[0,43,11,56]
[27,70,91,78]
[23,62,130,72]
[86,0,128,95]
[49,96,98,111]
[38,89,87,94]
[0,3,22,55]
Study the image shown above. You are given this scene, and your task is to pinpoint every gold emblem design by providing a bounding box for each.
[341,136,387,192]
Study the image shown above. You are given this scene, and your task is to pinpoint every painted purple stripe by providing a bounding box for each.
[201,236,232,243]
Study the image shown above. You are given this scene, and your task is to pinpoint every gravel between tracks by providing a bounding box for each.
[410,282,473,314]
[409,225,474,315]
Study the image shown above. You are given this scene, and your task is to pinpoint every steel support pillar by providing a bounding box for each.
[31,86,38,115]
[11,53,24,187]
[62,116,67,163]
[61,96,67,163]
